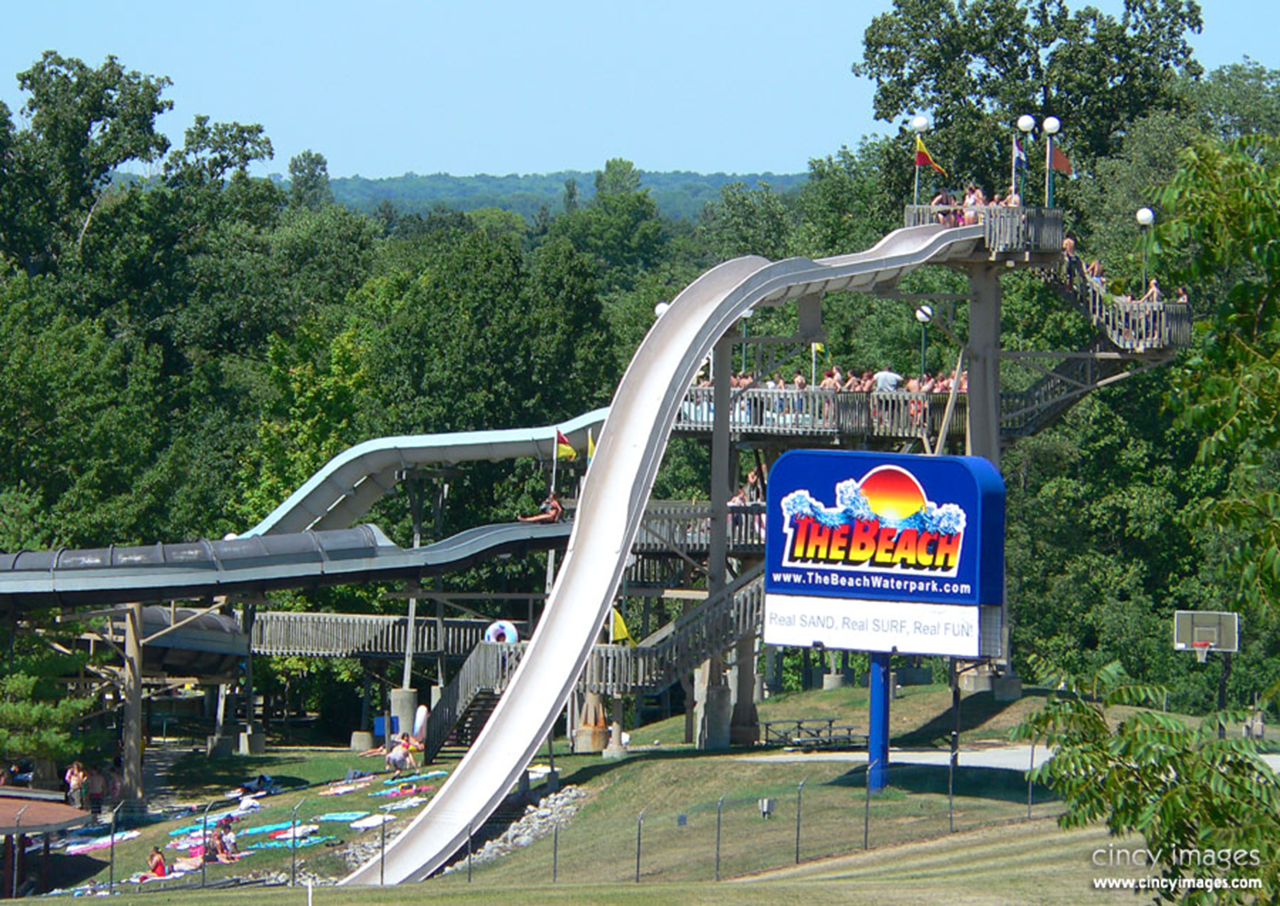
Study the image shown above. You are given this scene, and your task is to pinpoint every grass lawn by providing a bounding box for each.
[41,683,1235,900]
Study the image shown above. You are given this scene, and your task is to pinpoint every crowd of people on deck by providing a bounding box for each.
[698,366,968,395]
[929,183,1022,226]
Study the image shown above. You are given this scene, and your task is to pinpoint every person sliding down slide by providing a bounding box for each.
[518,492,562,524]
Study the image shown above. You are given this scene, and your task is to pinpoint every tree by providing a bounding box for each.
[0,52,172,274]
[1014,660,1280,902]
[1158,134,1280,622]
[853,0,1203,197]
[594,157,641,198]
[288,149,333,210]
[699,181,794,261]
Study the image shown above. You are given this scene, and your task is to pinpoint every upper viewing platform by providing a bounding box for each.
[903,204,1064,257]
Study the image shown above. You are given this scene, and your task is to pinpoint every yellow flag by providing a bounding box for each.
[611,608,636,646]
[555,429,576,460]
[587,429,596,462]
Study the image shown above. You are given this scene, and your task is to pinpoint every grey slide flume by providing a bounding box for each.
[341,223,985,885]
[246,409,609,536]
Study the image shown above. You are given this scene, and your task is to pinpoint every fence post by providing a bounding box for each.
[635,807,648,883]
[291,796,305,887]
[864,760,876,850]
[715,796,723,881]
[107,804,119,895]
[200,800,212,889]
[949,728,958,833]
[13,805,27,899]
[467,821,473,883]
[379,807,387,885]
[795,776,807,864]
[1027,742,1036,819]
[552,821,559,883]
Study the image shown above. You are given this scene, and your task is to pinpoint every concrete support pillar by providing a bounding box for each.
[966,264,1002,471]
[694,333,736,750]
[574,692,608,753]
[121,601,145,813]
[729,634,758,744]
[390,687,418,741]
[603,697,627,759]
[968,263,1014,682]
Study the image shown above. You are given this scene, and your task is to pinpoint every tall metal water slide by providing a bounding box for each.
[341,222,993,884]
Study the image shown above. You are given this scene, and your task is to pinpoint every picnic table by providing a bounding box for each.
[760,718,866,749]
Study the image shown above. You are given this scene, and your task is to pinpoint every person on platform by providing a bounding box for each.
[518,491,563,524]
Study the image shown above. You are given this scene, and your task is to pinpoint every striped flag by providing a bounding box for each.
[587,428,596,463]
[1013,137,1028,170]
[556,429,576,460]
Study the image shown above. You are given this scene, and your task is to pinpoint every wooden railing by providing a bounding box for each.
[903,204,1064,253]
[422,641,525,762]
[250,611,523,658]
[1040,258,1193,352]
[634,500,766,555]
[674,387,966,441]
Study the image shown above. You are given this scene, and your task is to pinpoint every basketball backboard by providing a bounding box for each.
[1174,610,1239,661]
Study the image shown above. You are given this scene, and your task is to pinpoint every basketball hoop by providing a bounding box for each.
[1192,640,1212,664]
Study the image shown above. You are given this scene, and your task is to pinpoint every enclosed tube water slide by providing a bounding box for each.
[0,521,571,609]
[341,223,986,885]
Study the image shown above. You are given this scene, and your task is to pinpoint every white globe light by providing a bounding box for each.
[740,307,754,318]
[1016,114,1035,133]
[911,114,930,133]
[1042,116,1061,135]
[1136,207,1155,226]
[915,304,934,324]
[654,301,670,317]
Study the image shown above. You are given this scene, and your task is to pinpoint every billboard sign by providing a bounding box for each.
[763,450,1004,657]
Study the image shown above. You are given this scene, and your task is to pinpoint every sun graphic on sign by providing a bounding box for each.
[858,465,927,523]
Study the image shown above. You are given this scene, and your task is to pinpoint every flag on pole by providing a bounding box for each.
[556,430,576,460]
[611,608,636,646]
[914,136,947,175]
[587,428,596,463]
[1013,138,1028,170]
[1049,143,1073,175]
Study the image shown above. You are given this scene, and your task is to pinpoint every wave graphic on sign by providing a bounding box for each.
[781,466,966,536]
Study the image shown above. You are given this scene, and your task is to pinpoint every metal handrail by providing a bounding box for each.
[903,204,1064,254]
[674,387,966,440]
[1040,258,1193,352]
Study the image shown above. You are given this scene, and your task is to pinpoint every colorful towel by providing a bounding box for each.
[267,824,319,840]
[247,835,335,851]
[319,780,371,797]
[313,811,368,822]
[66,830,140,855]
[238,821,298,837]
[384,797,427,811]
[381,770,447,785]
[349,814,396,830]
[368,783,434,799]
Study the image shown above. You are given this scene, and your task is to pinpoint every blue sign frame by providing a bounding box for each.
[764,450,1004,607]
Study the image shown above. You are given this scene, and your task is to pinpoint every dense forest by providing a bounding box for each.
[326,170,809,222]
[2,0,1279,763]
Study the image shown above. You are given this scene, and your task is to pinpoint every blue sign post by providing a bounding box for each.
[763,450,1004,792]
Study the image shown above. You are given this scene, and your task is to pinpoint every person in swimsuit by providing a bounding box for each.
[518,491,563,524]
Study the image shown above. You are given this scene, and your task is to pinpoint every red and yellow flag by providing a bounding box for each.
[556,429,576,460]
[914,136,947,176]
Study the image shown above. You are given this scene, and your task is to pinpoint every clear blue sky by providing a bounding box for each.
[1,1,1273,179]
